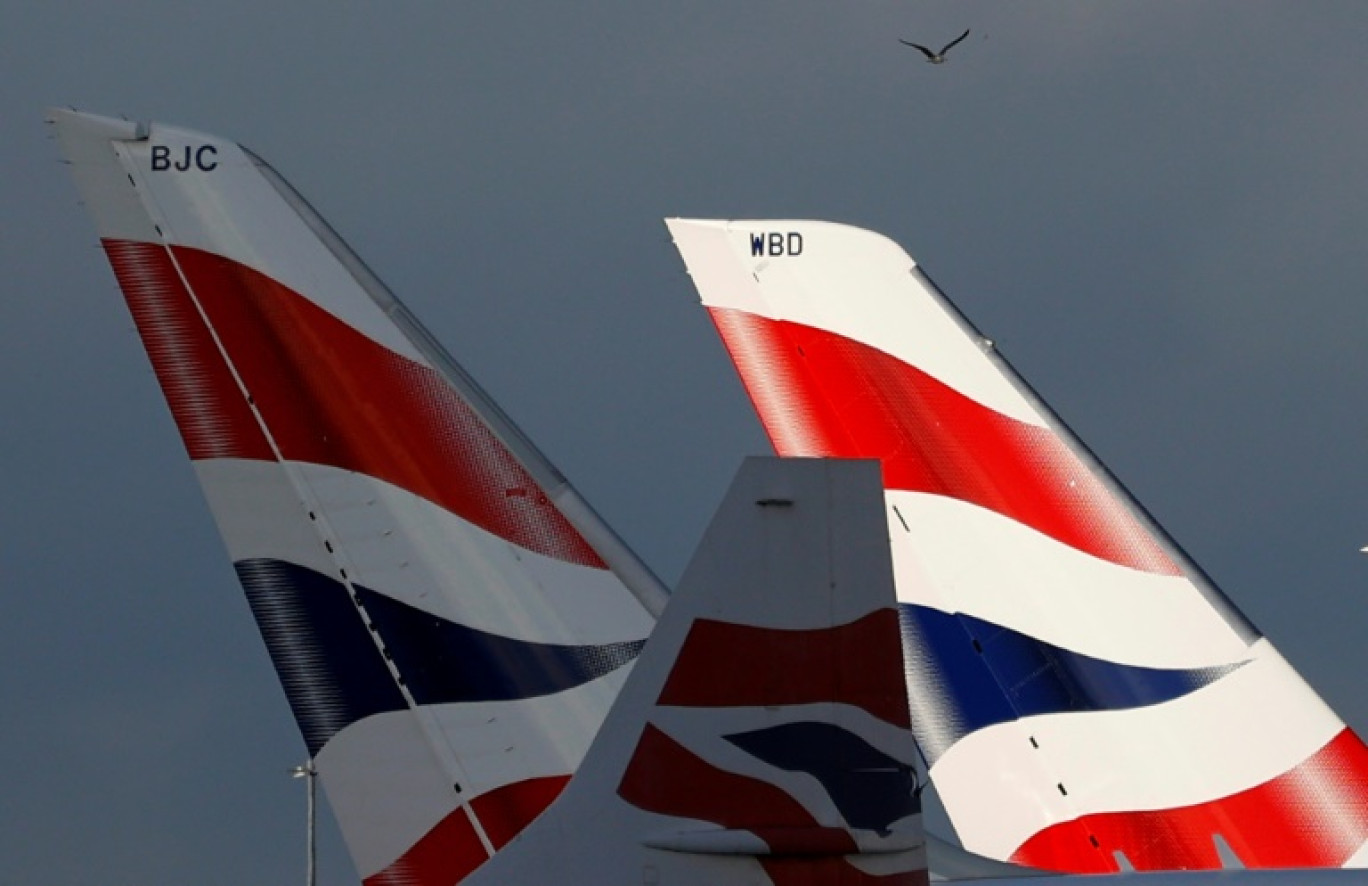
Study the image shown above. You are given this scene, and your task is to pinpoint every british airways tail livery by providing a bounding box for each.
[468,456,928,886]
[667,218,1368,873]
[47,107,669,886]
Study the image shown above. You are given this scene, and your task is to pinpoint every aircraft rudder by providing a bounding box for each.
[470,457,927,885]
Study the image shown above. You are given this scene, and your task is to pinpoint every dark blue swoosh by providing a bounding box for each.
[236,558,409,755]
[356,584,644,706]
[899,604,1247,763]
[234,558,644,754]
[725,721,920,835]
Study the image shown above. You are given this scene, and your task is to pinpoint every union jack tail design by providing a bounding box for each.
[48,107,668,886]
[668,218,1368,873]
[469,457,927,886]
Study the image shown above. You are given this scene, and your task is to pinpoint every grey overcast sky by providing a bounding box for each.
[5,3,1368,883]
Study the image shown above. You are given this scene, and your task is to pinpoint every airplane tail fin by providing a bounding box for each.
[668,218,1368,872]
[47,107,668,886]
[473,456,927,886]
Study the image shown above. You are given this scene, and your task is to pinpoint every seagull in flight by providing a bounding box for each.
[900,28,971,64]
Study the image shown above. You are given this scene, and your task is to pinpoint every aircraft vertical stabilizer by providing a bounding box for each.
[668,217,1368,873]
[473,456,927,886]
[47,107,668,886]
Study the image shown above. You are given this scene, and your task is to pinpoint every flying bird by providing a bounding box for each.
[900,28,971,63]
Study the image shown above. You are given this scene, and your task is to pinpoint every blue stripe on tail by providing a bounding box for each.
[236,558,645,755]
[899,604,1247,762]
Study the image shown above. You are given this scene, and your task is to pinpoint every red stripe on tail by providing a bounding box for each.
[104,239,274,461]
[102,239,605,567]
[708,307,1179,575]
[364,775,570,886]
[657,610,911,729]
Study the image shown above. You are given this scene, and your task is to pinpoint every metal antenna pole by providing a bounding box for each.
[291,760,317,886]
